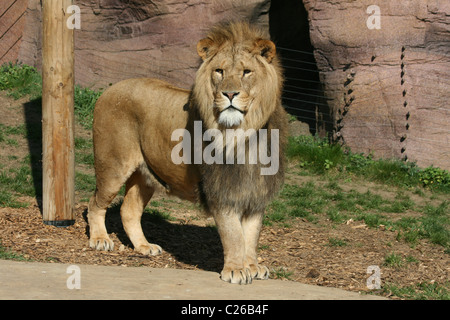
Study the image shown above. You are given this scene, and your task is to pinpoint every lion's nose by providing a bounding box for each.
[222,91,240,102]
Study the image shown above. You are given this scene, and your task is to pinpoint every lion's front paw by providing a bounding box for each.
[135,243,162,256]
[248,264,270,280]
[220,267,252,285]
[89,236,114,251]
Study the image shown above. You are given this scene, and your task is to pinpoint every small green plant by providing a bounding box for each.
[271,267,293,280]
[287,114,297,122]
[346,152,374,170]
[328,237,348,247]
[286,135,343,173]
[357,212,390,228]
[362,160,420,188]
[383,252,404,268]
[0,189,28,208]
[76,152,95,166]
[324,159,333,170]
[326,207,348,223]
[419,166,450,190]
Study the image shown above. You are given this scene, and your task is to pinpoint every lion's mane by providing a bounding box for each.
[191,22,288,215]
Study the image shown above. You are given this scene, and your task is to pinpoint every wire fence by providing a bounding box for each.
[275,45,450,156]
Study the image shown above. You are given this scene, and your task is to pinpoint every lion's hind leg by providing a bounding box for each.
[88,160,139,251]
[88,188,119,251]
[120,168,162,256]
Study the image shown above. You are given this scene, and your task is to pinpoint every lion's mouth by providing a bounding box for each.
[222,105,245,114]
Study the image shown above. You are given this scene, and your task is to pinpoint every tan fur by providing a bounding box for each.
[87,22,288,284]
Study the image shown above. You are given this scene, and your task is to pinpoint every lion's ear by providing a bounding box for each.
[197,38,214,60]
[254,39,276,63]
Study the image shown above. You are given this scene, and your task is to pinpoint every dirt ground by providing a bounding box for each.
[0,92,448,299]
[1,197,448,298]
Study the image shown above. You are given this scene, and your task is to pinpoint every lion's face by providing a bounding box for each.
[210,49,255,128]
[193,23,283,131]
[211,52,255,127]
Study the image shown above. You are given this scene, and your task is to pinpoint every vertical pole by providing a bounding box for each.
[42,0,75,226]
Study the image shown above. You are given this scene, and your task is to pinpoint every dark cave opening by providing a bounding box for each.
[269,0,331,137]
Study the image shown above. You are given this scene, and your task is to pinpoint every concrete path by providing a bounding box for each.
[0,259,386,300]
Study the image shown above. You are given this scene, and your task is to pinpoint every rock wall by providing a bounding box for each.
[303,0,450,169]
[18,0,270,90]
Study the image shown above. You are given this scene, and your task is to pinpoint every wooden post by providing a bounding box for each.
[42,0,75,226]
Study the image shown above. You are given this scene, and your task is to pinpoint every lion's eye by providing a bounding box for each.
[215,69,224,76]
[243,69,252,76]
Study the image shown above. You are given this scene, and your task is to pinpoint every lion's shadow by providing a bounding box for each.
[82,202,224,273]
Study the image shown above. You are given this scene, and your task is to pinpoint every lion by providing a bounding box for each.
[87,21,288,284]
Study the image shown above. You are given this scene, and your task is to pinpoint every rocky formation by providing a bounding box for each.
[18,0,270,90]
[302,0,450,169]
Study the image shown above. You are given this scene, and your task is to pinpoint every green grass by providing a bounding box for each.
[0,123,25,147]
[394,201,449,248]
[422,201,449,247]
[287,135,449,192]
[287,135,344,173]
[75,172,96,201]
[0,63,102,205]
[0,189,29,208]
[0,165,36,207]
[74,136,93,149]
[382,282,449,300]
[265,180,449,250]
[0,63,42,100]
[281,134,450,250]
[265,182,328,225]
[0,241,29,261]
[0,62,102,130]
[74,86,103,129]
